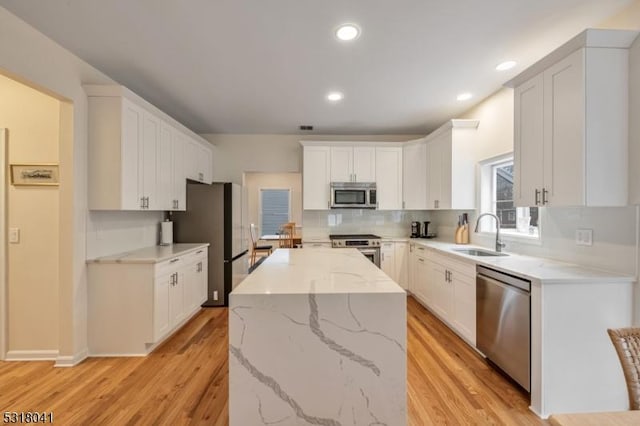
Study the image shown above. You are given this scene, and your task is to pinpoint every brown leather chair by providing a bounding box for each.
[608,327,640,410]
[249,224,272,267]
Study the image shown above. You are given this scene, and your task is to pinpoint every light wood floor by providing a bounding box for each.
[0,297,546,425]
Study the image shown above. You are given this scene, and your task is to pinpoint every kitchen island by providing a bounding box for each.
[229,248,406,426]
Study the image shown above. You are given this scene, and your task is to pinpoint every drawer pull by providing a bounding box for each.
[170,258,180,263]
[196,250,204,254]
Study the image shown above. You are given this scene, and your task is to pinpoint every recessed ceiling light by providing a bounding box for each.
[335,24,360,41]
[457,93,472,101]
[327,92,344,102]
[496,60,517,71]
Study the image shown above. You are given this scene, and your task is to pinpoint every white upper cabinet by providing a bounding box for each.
[184,137,213,185]
[330,146,376,182]
[375,147,403,210]
[425,120,479,210]
[85,85,213,210]
[507,29,638,207]
[157,122,174,211]
[402,139,428,210]
[303,145,331,210]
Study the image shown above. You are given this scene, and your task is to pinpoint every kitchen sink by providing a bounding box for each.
[452,248,509,257]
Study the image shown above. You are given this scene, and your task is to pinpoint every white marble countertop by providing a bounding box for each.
[409,239,634,283]
[87,243,209,264]
[232,248,406,295]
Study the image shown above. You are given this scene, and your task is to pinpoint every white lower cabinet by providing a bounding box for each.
[380,241,396,279]
[394,242,408,289]
[89,246,208,356]
[408,244,476,345]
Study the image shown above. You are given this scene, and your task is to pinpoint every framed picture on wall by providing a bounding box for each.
[10,164,59,186]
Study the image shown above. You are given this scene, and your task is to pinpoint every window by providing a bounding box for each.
[260,189,291,236]
[480,157,539,238]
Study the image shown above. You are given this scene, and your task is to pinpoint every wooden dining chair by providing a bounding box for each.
[249,224,272,267]
[278,222,295,249]
[607,327,640,410]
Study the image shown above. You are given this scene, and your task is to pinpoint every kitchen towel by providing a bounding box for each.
[160,220,173,246]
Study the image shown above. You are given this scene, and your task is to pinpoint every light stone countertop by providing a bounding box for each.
[86,243,209,264]
[232,248,406,295]
[409,239,634,283]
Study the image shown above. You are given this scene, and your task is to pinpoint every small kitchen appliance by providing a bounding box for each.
[330,182,377,209]
[411,222,421,238]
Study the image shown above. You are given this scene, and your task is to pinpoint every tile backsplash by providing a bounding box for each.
[302,210,431,239]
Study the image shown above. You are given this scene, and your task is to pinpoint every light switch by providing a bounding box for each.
[9,228,20,244]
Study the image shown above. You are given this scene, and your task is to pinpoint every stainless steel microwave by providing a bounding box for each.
[330,182,377,209]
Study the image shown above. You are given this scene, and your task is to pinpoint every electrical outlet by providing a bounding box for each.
[575,229,593,246]
[9,228,20,244]
[213,290,218,301]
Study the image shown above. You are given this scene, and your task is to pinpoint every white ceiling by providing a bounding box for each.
[0,0,634,134]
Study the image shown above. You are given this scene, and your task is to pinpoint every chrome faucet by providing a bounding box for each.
[474,213,506,252]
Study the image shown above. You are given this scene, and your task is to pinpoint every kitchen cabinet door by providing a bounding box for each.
[380,242,396,280]
[413,255,429,305]
[199,142,213,184]
[303,146,331,209]
[330,146,353,182]
[451,270,476,345]
[198,258,208,304]
[172,132,186,211]
[169,270,187,328]
[430,260,451,319]
[182,261,199,316]
[353,147,376,182]
[330,146,376,182]
[375,147,403,210]
[424,120,478,210]
[543,49,585,207]
[427,133,446,209]
[120,99,144,210]
[402,140,427,209]
[153,272,171,341]
[141,111,160,210]
[395,242,408,290]
[157,122,174,211]
[514,73,544,207]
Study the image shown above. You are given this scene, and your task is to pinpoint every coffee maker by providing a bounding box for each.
[422,221,431,238]
[410,221,421,238]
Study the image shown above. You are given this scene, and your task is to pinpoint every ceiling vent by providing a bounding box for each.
[299,125,314,131]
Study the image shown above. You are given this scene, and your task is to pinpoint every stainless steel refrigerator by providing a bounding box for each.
[172,182,248,307]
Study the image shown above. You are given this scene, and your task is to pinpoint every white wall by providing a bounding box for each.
[0,5,115,363]
[85,211,164,260]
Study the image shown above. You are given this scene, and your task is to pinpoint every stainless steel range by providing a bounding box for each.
[329,234,381,267]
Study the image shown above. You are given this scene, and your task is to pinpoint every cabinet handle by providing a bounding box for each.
[197,262,202,272]
[535,189,541,205]
[418,258,425,263]
[145,197,150,209]
[170,273,175,286]
[196,250,203,254]
[199,172,204,181]
[170,258,180,263]
[174,272,178,285]
[140,197,145,209]
[542,188,549,205]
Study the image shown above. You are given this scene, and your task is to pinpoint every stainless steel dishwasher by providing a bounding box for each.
[476,265,531,391]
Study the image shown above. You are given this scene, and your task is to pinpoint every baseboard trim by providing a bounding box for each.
[55,348,89,367]
[5,350,59,361]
